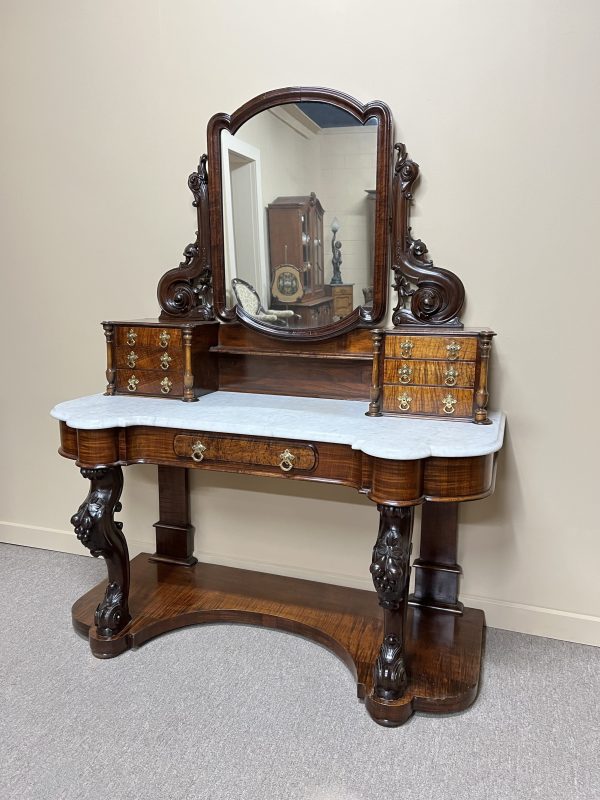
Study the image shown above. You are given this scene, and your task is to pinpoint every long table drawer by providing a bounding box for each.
[173,433,317,472]
[383,359,476,388]
[384,335,478,361]
[382,386,474,418]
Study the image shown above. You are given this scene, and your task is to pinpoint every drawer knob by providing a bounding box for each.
[191,440,206,462]
[446,341,461,361]
[160,352,172,371]
[160,377,172,394]
[398,365,413,384]
[126,351,138,368]
[444,366,458,386]
[442,394,457,414]
[398,393,412,411]
[126,329,137,346]
[127,375,139,392]
[159,330,171,348]
[400,339,413,358]
[279,448,296,472]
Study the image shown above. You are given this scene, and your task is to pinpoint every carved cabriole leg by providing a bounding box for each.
[370,505,414,701]
[409,501,463,614]
[70,466,130,639]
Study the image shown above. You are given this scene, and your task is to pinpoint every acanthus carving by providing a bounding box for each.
[95,581,127,639]
[373,633,407,700]
[370,505,413,610]
[70,466,130,638]
[391,143,465,328]
[157,155,214,320]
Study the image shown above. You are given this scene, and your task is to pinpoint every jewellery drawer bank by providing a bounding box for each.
[52,86,504,727]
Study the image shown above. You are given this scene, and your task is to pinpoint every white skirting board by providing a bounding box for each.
[2,521,599,648]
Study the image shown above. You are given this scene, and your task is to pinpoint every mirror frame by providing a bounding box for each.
[206,86,393,341]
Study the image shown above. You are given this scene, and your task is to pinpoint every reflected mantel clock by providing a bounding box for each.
[53,86,504,727]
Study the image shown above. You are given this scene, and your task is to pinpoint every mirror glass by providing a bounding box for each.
[220,102,378,330]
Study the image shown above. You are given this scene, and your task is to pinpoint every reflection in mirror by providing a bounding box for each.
[221,102,378,329]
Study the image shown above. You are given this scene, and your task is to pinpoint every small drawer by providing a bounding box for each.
[116,369,183,397]
[115,326,182,349]
[384,335,478,361]
[173,434,317,472]
[382,386,474,417]
[383,359,476,388]
[115,346,183,371]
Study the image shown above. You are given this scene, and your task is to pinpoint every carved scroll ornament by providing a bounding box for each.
[157,155,214,320]
[391,143,465,328]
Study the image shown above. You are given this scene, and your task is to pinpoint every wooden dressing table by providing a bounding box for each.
[52,87,504,727]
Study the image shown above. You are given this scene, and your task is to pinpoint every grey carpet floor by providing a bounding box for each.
[0,543,598,800]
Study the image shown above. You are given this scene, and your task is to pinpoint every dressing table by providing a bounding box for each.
[52,87,504,727]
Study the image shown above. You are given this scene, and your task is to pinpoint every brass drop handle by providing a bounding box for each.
[446,341,461,361]
[400,340,413,359]
[442,394,457,414]
[160,352,172,371]
[444,366,458,386]
[126,329,137,346]
[398,393,412,411]
[159,330,171,349]
[398,365,413,384]
[127,375,139,392]
[160,377,172,394]
[127,351,138,369]
[279,449,296,472]
[191,441,206,462]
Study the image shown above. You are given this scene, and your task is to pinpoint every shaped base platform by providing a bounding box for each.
[72,554,485,726]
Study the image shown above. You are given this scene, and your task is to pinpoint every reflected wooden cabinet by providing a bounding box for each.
[267,193,333,321]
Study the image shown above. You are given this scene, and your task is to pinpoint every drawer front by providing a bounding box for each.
[116,369,183,397]
[383,359,476,388]
[384,335,478,361]
[115,326,182,349]
[382,386,474,417]
[173,433,317,472]
[115,346,183,371]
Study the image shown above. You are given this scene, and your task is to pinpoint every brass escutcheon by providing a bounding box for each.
[127,351,138,369]
[398,393,412,411]
[160,352,172,371]
[444,366,458,386]
[442,394,457,414]
[159,330,171,348]
[279,449,296,472]
[127,375,139,392]
[160,377,172,394]
[126,328,137,346]
[191,441,206,462]
[400,339,414,358]
[398,365,413,384]
[446,341,461,361]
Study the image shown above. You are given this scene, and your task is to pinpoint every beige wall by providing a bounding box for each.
[2,0,599,645]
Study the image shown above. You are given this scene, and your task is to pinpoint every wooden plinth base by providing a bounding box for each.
[72,554,485,726]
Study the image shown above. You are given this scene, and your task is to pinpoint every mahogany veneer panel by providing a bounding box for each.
[72,555,485,726]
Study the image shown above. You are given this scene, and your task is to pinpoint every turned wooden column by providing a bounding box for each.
[370,505,414,700]
[409,501,463,613]
[70,466,130,638]
[151,466,197,567]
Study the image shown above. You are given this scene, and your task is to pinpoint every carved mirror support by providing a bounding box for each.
[391,143,464,328]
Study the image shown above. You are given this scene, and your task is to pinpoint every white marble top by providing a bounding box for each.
[51,392,505,461]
